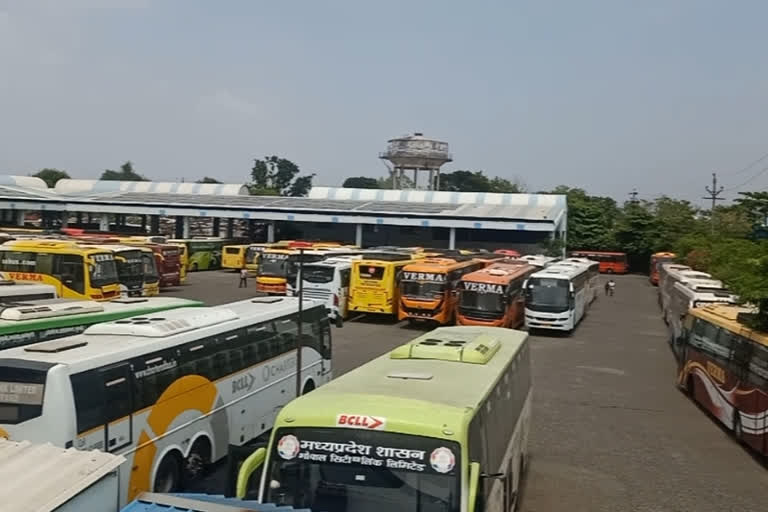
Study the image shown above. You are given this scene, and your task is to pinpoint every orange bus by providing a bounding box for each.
[398,257,484,324]
[650,251,677,285]
[494,249,521,258]
[456,261,537,328]
[569,250,629,274]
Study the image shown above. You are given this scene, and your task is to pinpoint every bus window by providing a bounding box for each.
[358,265,385,279]
[59,254,85,295]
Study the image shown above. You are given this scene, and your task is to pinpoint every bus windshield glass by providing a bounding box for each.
[460,289,504,313]
[89,255,118,288]
[260,255,289,277]
[266,427,460,512]
[115,252,143,281]
[526,277,570,312]
[142,253,159,281]
[302,265,334,284]
[401,280,444,299]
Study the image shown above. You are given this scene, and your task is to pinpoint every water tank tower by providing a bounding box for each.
[379,132,452,190]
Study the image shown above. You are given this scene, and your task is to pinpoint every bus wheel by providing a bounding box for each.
[302,380,316,395]
[185,438,212,482]
[190,263,198,272]
[685,374,695,397]
[154,452,183,493]
[733,414,744,443]
[335,314,344,328]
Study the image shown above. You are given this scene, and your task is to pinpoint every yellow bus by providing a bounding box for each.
[349,252,422,316]
[234,325,532,512]
[168,242,188,283]
[244,243,277,274]
[222,244,250,270]
[0,240,121,300]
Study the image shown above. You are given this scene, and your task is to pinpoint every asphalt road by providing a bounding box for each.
[168,270,768,511]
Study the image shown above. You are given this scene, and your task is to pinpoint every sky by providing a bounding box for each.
[2,1,768,205]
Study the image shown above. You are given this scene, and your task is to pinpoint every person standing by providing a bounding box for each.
[607,279,616,296]
[239,268,248,288]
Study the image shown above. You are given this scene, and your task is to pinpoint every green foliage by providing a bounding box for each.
[439,170,524,193]
[377,174,414,189]
[196,177,222,184]
[101,161,148,181]
[249,156,314,197]
[551,186,619,251]
[342,176,380,189]
[33,168,70,188]
[735,191,768,226]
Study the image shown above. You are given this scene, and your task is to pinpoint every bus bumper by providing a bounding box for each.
[525,314,573,331]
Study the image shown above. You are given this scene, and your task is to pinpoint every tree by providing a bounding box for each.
[33,168,70,188]
[613,200,658,269]
[196,177,222,184]
[735,191,768,226]
[550,186,619,251]
[249,156,314,196]
[489,176,525,193]
[651,196,698,252]
[439,170,492,192]
[101,161,148,181]
[342,176,380,189]
[378,174,414,189]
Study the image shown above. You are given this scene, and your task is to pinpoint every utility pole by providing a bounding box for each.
[703,172,725,234]
[628,188,639,203]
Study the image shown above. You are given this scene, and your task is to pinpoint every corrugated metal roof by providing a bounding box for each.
[0,439,124,512]
[121,492,313,512]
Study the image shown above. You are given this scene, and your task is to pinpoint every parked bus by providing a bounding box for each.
[676,304,768,457]
[494,249,521,258]
[524,259,599,333]
[398,258,485,324]
[0,281,57,301]
[168,238,227,271]
[0,297,202,350]
[222,244,250,270]
[665,278,738,354]
[117,239,182,288]
[348,253,421,317]
[295,256,359,327]
[0,296,332,505]
[659,265,712,317]
[244,244,271,274]
[85,244,146,298]
[649,252,677,285]
[569,251,629,274]
[140,247,160,296]
[457,261,537,328]
[170,242,188,283]
[257,249,328,295]
[0,240,120,301]
[233,326,532,512]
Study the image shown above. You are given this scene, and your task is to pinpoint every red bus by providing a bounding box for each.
[569,251,628,274]
[677,304,768,457]
[650,252,677,285]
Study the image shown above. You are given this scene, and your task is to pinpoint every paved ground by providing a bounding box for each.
[169,271,768,511]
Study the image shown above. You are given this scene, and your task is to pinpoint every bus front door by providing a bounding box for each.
[101,364,133,453]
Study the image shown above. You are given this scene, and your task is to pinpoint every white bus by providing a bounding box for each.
[518,254,560,268]
[659,265,712,316]
[0,280,57,301]
[524,259,599,332]
[665,278,738,351]
[294,256,359,327]
[0,296,332,505]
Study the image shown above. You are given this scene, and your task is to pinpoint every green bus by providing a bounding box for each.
[234,325,532,512]
[0,296,203,350]
[168,238,229,272]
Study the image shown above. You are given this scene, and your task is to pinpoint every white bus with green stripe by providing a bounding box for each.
[236,325,531,512]
[0,297,203,351]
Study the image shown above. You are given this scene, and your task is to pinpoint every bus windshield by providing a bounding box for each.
[402,281,445,299]
[115,252,143,282]
[89,256,118,288]
[260,255,289,277]
[460,290,504,313]
[526,277,570,312]
[142,253,159,282]
[266,427,460,512]
[303,265,335,284]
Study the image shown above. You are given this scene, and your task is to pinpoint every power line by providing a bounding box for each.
[730,150,768,175]
[723,164,768,192]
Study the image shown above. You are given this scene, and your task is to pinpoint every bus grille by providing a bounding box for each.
[303,288,331,300]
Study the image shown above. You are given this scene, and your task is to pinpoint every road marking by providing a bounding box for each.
[576,365,626,376]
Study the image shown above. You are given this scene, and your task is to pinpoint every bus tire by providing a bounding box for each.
[191,262,198,272]
[302,380,316,395]
[685,374,695,397]
[335,315,344,328]
[733,413,744,443]
[154,451,183,493]
[185,437,212,482]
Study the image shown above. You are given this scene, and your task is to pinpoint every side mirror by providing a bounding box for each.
[236,446,267,499]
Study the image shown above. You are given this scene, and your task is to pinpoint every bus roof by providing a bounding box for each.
[673,281,736,302]
[0,297,322,373]
[530,260,592,280]
[401,258,473,272]
[0,297,203,334]
[461,262,535,284]
[571,250,626,256]
[652,252,677,258]
[2,240,113,255]
[689,304,768,347]
[275,326,528,438]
